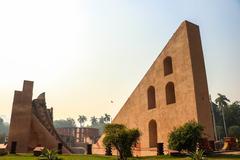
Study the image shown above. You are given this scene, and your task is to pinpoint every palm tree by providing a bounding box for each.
[90,116,98,126]
[0,117,3,124]
[77,115,87,127]
[232,101,240,106]
[99,116,105,124]
[215,93,230,137]
[66,118,76,127]
[104,113,111,123]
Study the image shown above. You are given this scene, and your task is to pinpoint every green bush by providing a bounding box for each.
[168,121,204,152]
[103,124,140,160]
[40,148,60,160]
[228,125,240,138]
[190,149,207,160]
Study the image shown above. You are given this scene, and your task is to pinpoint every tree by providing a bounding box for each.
[103,124,140,160]
[225,101,240,127]
[212,99,240,140]
[53,118,76,128]
[0,132,5,143]
[90,116,98,126]
[0,117,3,124]
[99,116,105,124]
[89,114,112,134]
[0,117,9,143]
[228,126,240,138]
[103,113,111,123]
[77,115,87,127]
[168,121,204,152]
[215,93,230,137]
[216,125,225,140]
[211,102,223,126]
[232,101,240,106]
[66,118,76,127]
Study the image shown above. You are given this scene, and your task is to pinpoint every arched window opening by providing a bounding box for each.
[149,120,157,148]
[166,82,176,105]
[164,56,173,76]
[147,86,156,109]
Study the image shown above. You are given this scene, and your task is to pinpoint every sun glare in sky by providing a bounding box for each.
[0,0,239,124]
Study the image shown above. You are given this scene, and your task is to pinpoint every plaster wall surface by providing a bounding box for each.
[7,81,71,153]
[8,81,33,153]
[93,21,214,156]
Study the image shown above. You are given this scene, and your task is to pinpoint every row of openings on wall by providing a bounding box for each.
[148,82,176,109]
[148,56,175,109]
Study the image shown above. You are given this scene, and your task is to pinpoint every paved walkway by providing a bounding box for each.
[214,150,240,155]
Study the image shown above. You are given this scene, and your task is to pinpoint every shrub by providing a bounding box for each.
[103,124,140,160]
[190,149,207,160]
[228,125,240,138]
[168,121,204,152]
[40,148,60,160]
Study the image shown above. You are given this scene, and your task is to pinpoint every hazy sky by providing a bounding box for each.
[0,0,239,124]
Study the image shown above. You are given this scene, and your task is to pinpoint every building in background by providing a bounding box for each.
[56,127,99,154]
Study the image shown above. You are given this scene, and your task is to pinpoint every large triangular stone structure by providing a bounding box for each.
[93,21,215,156]
[7,81,72,153]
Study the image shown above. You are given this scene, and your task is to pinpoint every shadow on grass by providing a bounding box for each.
[1,153,240,160]
[207,154,240,159]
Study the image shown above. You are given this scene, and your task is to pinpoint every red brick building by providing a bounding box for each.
[56,127,99,147]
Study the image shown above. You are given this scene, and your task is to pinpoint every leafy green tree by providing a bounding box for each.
[225,101,240,128]
[215,93,230,137]
[104,114,111,123]
[99,116,105,124]
[77,115,87,127]
[212,100,240,140]
[216,125,225,140]
[89,114,112,134]
[212,96,240,140]
[0,117,9,143]
[66,118,76,127]
[103,124,140,160]
[212,101,224,140]
[0,133,5,143]
[168,121,204,152]
[0,117,3,124]
[211,102,223,126]
[53,118,76,128]
[232,101,240,106]
[228,126,240,138]
[90,116,98,126]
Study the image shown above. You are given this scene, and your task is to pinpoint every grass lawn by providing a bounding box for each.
[0,154,240,160]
